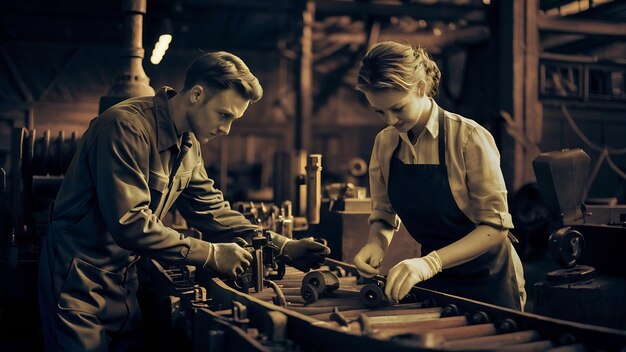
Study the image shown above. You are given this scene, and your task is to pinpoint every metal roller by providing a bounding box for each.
[549,226,585,267]
[359,281,387,309]
[155,255,626,351]
[300,270,340,303]
[32,129,50,176]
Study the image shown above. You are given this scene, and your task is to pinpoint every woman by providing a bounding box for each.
[353,41,525,310]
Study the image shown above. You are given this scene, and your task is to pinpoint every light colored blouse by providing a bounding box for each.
[368,100,514,231]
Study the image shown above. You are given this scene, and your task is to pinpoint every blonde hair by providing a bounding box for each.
[356,41,440,97]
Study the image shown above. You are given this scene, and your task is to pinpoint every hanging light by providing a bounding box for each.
[150,18,173,65]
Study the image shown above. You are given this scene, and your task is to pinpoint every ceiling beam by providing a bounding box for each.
[568,0,626,20]
[538,13,626,37]
[315,0,487,23]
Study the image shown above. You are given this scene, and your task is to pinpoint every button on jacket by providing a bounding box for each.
[368,100,514,231]
[38,87,259,350]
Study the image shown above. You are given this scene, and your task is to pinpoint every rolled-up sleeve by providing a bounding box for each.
[463,126,514,229]
[91,117,212,268]
[176,157,259,242]
[368,134,401,230]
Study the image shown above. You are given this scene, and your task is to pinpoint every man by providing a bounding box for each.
[38,51,329,351]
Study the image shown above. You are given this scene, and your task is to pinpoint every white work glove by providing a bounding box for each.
[385,251,442,303]
[206,242,253,279]
[353,243,385,278]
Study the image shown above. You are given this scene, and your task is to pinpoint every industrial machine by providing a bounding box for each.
[5,127,626,351]
[144,254,626,351]
[532,148,626,330]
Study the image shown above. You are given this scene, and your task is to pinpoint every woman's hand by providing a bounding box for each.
[385,251,442,303]
[353,243,386,278]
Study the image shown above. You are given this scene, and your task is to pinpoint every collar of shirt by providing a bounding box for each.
[154,86,181,152]
[398,98,440,147]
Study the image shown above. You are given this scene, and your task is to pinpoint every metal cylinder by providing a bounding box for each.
[280,200,294,239]
[306,154,322,225]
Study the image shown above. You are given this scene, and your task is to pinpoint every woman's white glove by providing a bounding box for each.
[385,251,442,303]
[353,243,385,278]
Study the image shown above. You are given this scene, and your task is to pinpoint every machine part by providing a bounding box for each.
[252,249,264,293]
[232,230,285,294]
[497,318,519,334]
[359,281,387,309]
[232,301,250,330]
[327,182,355,212]
[265,279,286,308]
[32,129,50,176]
[103,0,154,101]
[347,157,367,177]
[470,311,491,324]
[306,154,322,225]
[302,270,339,295]
[546,265,596,284]
[364,310,445,327]
[279,200,294,239]
[440,304,459,318]
[532,149,590,223]
[549,226,585,267]
[262,311,288,343]
[441,330,540,350]
[300,284,319,304]
[157,258,626,351]
[329,307,357,327]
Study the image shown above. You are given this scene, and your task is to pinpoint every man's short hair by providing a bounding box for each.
[183,51,263,102]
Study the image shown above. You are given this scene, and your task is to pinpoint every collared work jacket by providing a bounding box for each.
[38,87,258,341]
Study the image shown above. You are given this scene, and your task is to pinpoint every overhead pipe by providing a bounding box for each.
[100,0,155,113]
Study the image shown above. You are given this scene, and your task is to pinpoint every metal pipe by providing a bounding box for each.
[306,154,322,224]
[441,330,541,349]
[373,316,469,339]
[101,0,154,112]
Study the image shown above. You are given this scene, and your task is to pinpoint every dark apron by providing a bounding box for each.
[387,107,520,309]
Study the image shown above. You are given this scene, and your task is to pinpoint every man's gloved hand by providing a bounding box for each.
[279,238,330,272]
[206,242,253,279]
[385,251,442,303]
[353,243,385,278]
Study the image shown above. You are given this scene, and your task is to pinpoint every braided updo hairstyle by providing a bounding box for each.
[356,41,441,97]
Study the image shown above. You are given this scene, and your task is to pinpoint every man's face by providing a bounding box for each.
[187,86,250,143]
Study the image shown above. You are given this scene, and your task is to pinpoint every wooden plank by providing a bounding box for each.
[315,0,487,23]
[524,0,542,184]
[294,0,314,152]
[538,14,626,37]
[512,0,525,190]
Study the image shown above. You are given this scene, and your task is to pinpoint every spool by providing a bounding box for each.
[549,227,585,268]
[300,270,339,303]
[359,282,386,308]
[300,284,319,304]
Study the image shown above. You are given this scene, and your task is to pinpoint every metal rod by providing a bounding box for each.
[442,330,541,349]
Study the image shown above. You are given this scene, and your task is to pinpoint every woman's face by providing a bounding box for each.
[363,87,429,133]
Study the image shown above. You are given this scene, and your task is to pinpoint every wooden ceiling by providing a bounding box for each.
[1,0,623,55]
